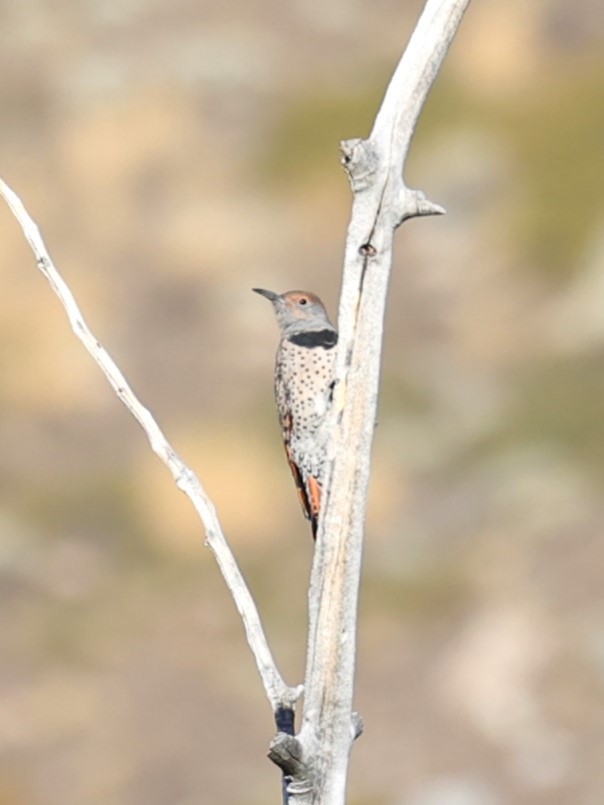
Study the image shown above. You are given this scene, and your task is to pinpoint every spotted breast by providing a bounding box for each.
[253,288,337,538]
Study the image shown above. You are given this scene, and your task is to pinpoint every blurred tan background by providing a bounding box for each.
[1,0,604,803]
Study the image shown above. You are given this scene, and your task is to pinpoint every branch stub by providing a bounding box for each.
[340,138,380,193]
[395,187,446,227]
[268,732,308,779]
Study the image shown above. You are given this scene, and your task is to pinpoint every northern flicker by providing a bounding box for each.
[253,288,338,539]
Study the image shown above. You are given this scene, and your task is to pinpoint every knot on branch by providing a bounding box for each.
[359,242,377,258]
[36,255,51,276]
[340,138,380,193]
[173,463,197,493]
[268,732,309,780]
[394,187,446,228]
[352,711,364,741]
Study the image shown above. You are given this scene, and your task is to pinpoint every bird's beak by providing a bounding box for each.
[252,288,279,303]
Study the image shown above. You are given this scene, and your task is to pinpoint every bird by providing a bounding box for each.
[253,288,338,539]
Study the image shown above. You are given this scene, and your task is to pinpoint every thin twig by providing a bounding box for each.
[0,177,300,714]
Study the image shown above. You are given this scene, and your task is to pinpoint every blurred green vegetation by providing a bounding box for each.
[262,57,604,280]
[418,64,604,279]
[502,352,604,473]
[510,71,604,278]
[23,473,145,556]
[257,74,388,187]
[364,563,473,620]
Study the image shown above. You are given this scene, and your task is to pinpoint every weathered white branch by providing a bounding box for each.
[275,1,472,802]
[0,177,300,715]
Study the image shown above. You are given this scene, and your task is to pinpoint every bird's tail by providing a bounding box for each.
[306,476,321,541]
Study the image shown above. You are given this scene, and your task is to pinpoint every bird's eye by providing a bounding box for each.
[299,298,308,306]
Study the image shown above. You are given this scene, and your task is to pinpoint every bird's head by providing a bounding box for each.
[253,288,334,336]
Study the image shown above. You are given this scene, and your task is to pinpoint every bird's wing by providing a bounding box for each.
[281,412,312,523]
[277,364,321,540]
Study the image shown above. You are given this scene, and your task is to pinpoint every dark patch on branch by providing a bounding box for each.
[275,706,296,736]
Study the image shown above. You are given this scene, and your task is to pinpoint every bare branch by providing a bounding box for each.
[0,177,300,715]
[287,1,472,802]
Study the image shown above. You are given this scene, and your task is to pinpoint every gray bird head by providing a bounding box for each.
[253,288,335,337]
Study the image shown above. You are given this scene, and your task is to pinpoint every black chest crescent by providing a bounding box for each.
[287,329,338,349]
